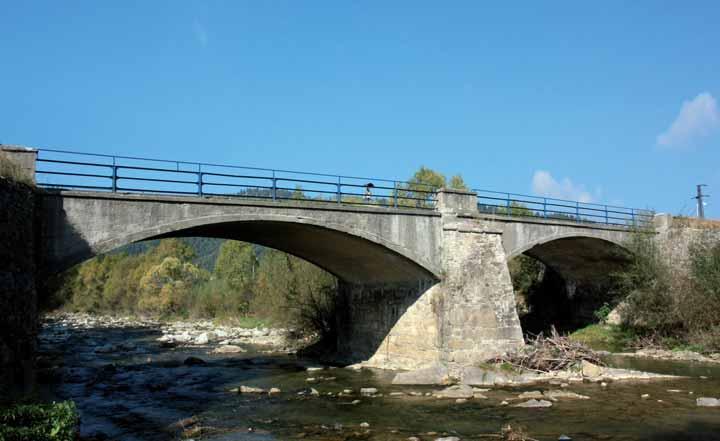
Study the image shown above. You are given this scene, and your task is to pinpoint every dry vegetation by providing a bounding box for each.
[492,328,605,373]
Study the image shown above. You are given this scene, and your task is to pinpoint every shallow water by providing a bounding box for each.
[36,319,720,441]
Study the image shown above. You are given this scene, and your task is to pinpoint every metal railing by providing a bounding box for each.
[35,149,437,209]
[33,148,655,226]
[475,189,654,228]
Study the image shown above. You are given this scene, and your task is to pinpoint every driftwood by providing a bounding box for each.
[491,327,605,373]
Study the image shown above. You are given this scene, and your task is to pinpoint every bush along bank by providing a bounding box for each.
[0,401,79,441]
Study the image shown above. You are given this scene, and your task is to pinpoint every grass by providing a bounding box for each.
[211,315,272,328]
[569,324,635,352]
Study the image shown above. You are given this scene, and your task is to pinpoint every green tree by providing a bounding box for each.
[214,240,257,310]
[137,257,209,314]
[150,238,196,263]
[449,174,469,190]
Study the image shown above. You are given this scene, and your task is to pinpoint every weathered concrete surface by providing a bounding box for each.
[348,190,525,369]
[0,177,38,393]
[40,191,443,284]
[501,217,631,285]
[654,214,720,270]
[36,187,647,369]
[0,146,37,184]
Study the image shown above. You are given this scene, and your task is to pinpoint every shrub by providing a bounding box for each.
[613,232,720,351]
[0,401,79,441]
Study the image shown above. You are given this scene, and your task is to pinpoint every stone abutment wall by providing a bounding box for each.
[0,177,39,393]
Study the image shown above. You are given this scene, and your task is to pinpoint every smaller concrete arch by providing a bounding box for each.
[503,224,632,285]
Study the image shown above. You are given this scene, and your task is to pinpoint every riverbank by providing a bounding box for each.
[44,312,294,352]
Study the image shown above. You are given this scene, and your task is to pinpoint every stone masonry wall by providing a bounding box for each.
[438,216,525,366]
[655,214,720,271]
[337,280,442,370]
[0,177,38,393]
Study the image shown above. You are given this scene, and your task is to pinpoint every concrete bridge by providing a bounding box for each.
[38,187,635,370]
[4,146,649,370]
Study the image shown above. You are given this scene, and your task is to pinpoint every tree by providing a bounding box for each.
[150,238,196,263]
[399,166,446,207]
[137,257,208,314]
[449,174,469,190]
[214,240,256,297]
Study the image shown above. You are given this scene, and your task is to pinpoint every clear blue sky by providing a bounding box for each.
[2,2,720,216]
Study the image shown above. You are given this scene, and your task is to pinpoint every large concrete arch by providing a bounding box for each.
[39,191,443,284]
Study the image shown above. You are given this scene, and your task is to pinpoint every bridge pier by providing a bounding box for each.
[338,189,524,369]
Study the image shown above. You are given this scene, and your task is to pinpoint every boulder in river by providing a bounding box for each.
[392,363,451,385]
[214,345,246,354]
[183,356,206,366]
[239,385,266,394]
[360,387,378,396]
[460,366,513,386]
[432,385,474,399]
[697,397,720,407]
[514,399,553,408]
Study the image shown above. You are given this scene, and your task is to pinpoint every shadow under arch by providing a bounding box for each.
[507,233,634,335]
[50,213,442,285]
[507,233,632,286]
[42,199,442,365]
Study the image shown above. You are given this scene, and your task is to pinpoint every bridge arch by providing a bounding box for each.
[42,193,442,285]
[503,224,632,285]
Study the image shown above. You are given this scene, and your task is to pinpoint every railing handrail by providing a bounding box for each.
[36,147,434,188]
[32,148,654,224]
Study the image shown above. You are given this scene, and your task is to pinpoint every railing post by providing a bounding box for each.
[576,201,580,219]
[543,198,547,218]
[394,181,399,208]
[271,171,277,201]
[631,208,636,226]
[336,176,342,204]
[111,157,117,192]
[605,205,609,224]
[506,193,511,215]
[197,164,203,197]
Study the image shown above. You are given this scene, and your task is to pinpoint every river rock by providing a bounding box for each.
[310,388,320,397]
[183,356,206,366]
[268,387,281,395]
[214,345,246,354]
[434,437,460,441]
[697,397,720,407]
[194,332,216,345]
[514,399,553,408]
[392,363,450,385]
[433,384,474,399]
[581,360,604,378]
[517,390,544,400]
[360,387,378,396]
[460,366,513,386]
[545,390,590,400]
[360,422,370,428]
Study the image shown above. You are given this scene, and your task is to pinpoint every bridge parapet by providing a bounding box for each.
[0,145,38,184]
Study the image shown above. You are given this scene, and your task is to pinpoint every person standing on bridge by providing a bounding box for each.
[364,182,374,202]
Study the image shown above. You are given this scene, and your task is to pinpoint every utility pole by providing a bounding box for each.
[694,184,709,219]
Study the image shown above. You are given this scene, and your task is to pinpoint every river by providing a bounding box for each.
[36,316,720,441]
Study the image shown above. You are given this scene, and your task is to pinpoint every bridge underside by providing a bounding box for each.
[159,221,436,285]
[523,236,632,285]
